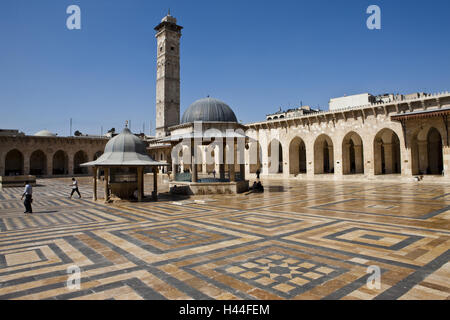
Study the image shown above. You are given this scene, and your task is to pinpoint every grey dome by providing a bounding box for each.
[35,130,56,137]
[81,127,165,167]
[181,97,238,124]
[103,128,147,155]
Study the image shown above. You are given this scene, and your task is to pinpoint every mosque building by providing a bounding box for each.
[147,12,450,186]
[1,12,449,190]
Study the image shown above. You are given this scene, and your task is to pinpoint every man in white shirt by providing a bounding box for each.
[21,181,33,213]
[69,178,81,199]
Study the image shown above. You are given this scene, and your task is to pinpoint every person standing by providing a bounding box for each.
[69,178,81,199]
[21,181,33,214]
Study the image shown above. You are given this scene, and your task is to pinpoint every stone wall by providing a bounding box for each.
[244,92,450,181]
[0,136,108,177]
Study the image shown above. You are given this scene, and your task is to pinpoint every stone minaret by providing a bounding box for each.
[154,12,183,138]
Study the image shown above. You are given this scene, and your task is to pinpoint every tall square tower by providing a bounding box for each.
[154,13,183,138]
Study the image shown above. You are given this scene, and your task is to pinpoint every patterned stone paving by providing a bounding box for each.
[0,177,449,300]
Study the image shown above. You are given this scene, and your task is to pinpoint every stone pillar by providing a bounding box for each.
[104,167,110,202]
[0,150,4,176]
[191,141,198,183]
[402,146,413,177]
[137,166,143,202]
[443,145,450,178]
[306,141,314,177]
[240,164,246,181]
[417,140,428,174]
[47,156,53,176]
[152,167,158,201]
[229,164,235,181]
[68,153,74,176]
[93,167,98,201]
[229,141,236,182]
[282,143,289,177]
[23,153,30,175]
[172,160,177,179]
[354,145,363,174]
[220,141,226,180]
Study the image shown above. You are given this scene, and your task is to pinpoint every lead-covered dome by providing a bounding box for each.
[81,127,164,166]
[103,128,147,155]
[181,97,238,124]
[34,130,56,137]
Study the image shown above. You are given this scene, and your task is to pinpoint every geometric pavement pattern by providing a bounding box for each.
[0,177,449,300]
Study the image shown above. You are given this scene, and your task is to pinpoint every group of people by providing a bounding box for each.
[21,178,81,214]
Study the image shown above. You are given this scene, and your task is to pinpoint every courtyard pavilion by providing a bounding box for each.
[161,97,253,194]
[81,126,168,202]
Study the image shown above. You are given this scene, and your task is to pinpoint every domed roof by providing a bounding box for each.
[181,97,238,124]
[103,127,147,155]
[81,127,165,167]
[34,130,56,137]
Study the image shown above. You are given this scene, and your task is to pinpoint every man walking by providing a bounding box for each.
[69,177,81,199]
[21,181,33,214]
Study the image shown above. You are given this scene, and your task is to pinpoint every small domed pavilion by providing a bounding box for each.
[161,97,252,194]
[81,125,167,202]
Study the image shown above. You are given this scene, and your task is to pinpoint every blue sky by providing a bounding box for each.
[1,0,449,136]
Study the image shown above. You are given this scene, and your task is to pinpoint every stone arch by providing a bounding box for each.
[30,150,47,176]
[73,150,88,174]
[411,127,443,175]
[5,149,24,176]
[314,134,334,174]
[373,129,401,175]
[52,150,68,175]
[289,137,307,175]
[342,132,364,174]
[268,139,283,173]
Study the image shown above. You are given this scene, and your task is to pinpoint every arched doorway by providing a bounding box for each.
[5,149,24,176]
[30,150,47,176]
[289,137,307,175]
[374,129,401,175]
[53,150,68,175]
[314,135,334,174]
[74,151,88,174]
[342,132,364,174]
[268,139,283,173]
[427,128,443,175]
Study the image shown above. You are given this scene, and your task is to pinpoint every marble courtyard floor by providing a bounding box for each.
[0,177,449,300]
